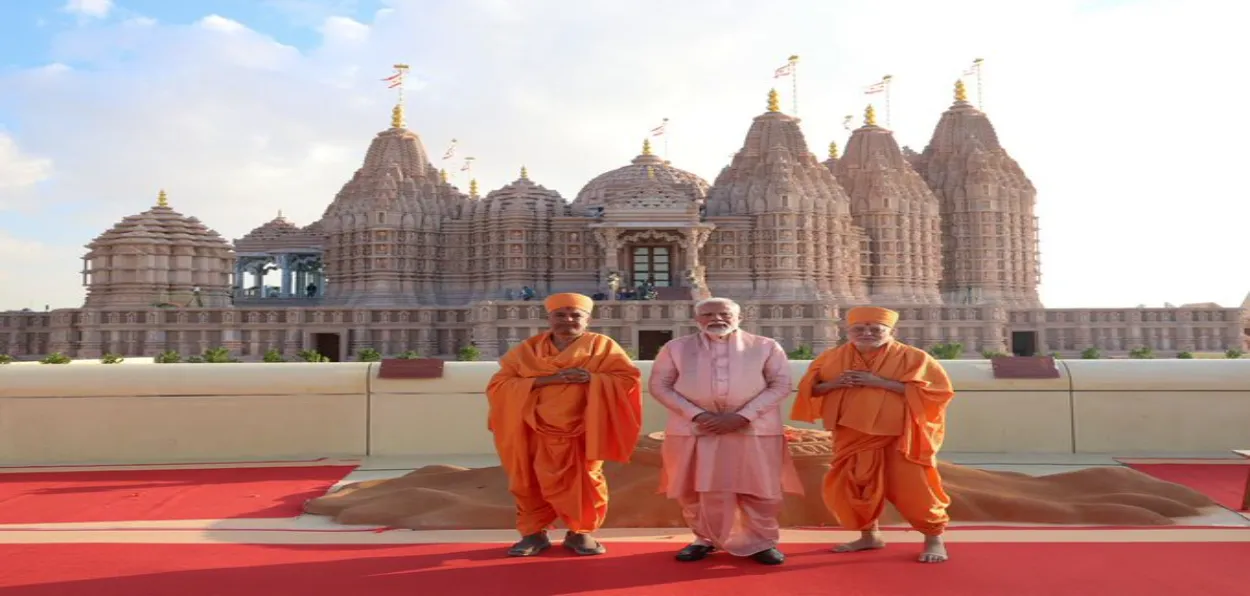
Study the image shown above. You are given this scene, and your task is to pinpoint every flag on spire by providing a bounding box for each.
[650,118,669,137]
[460,157,475,172]
[864,81,886,94]
[443,139,457,160]
[774,62,795,78]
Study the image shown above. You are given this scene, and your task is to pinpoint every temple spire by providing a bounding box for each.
[828,141,839,159]
[955,79,968,102]
[520,166,529,180]
[642,138,653,156]
[387,63,409,129]
[469,179,479,197]
[767,88,781,113]
[156,189,168,208]
[864,104,877,127]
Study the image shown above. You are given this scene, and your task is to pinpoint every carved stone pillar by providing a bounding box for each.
[593,228,623,293]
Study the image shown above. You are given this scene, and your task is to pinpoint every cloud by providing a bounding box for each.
[0,231,82,310]
[0,132,54,209]
[62,0,113,19]
[0,0,1247,310]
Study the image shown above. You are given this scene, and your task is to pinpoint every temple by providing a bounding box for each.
[1,81,1245,361]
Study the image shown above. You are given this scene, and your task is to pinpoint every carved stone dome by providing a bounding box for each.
[570,140,709,216]
[475,168,567,219]
[83,190,233,308]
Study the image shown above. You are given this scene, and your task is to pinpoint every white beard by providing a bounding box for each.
[702,325,736,338]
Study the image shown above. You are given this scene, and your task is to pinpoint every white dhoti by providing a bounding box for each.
[661,433,801,556]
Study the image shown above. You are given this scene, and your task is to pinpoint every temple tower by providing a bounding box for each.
[836,105,943,304]
[317,103,469,306]
[468,168,566,299]
[913,80,1042,307]
[704,89,866,301]
[82,189,233,309]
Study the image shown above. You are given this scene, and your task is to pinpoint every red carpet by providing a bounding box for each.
[0,466,356,523]
[1122,463,1249,510]
[0,541,1247,595]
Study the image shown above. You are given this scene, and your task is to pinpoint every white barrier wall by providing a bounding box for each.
[1,360,1248,464]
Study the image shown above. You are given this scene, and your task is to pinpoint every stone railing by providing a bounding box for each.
[2,359,1249,464]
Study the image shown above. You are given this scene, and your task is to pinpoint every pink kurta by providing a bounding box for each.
[649,330,803,555]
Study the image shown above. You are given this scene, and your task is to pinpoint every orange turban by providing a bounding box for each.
[544,292,594,313]
[846,306,899,327]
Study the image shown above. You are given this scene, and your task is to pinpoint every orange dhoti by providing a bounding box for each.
[791,335,957,537]
[503,424,609,535]
[825,426,950,536]
[487,330,643,536]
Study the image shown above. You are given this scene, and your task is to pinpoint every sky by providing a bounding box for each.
[1,0,1247,311]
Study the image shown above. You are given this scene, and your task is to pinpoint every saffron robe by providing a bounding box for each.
[791,341,954,535]
[486,331,643,535]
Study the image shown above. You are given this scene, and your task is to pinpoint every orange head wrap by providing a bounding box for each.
[846,306,899,328]
[544,292,595,314]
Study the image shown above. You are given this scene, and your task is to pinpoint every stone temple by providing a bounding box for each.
[1,82,1245,361]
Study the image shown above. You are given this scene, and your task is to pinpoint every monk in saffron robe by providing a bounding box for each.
[486,292,643,557]
[791,306,955,563]
[650,297,802,565]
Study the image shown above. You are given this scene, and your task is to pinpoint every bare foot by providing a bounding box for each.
[917,535,947,563]
[832,533,886,553]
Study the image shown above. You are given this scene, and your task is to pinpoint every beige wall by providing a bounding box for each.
[2,360,1248,465]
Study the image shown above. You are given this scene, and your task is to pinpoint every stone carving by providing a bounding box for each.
[8,88,1241,362]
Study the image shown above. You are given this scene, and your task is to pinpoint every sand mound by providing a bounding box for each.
[306,428,1216,529]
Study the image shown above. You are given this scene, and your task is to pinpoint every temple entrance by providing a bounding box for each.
[630,246,672,287]
[313,333,342,362]
[1011,331,1038,357]
[637,330,673,361]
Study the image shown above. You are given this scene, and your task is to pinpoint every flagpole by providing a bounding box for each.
[662,117,670,158]
[973,58,984,109]
[881,74,893,128]
[788,55,799,115]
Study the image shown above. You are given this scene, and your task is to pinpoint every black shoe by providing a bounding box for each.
[563,532,607,556]
[675,543,716,562]
[750,547,785,565]
[506,532,551,557]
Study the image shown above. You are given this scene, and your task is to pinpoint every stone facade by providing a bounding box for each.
[1,84,1246,361]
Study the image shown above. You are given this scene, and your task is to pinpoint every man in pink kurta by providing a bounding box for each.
[649,297,801,565]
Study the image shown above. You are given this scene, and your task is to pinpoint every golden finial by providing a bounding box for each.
[277,209,283,219]
[157,189,168,208]
[391,104,404,129]
[767,88,781,113]
[828,141,839,160]
[864,104,877,127]
[955,79,968,102]
[439,169,448,183]
[469,179,479,197]
[520,166,529,180]
[642,138,653,156]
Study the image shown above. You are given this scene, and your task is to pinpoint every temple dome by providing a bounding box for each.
[570,139,708,215]
[87,192,231,254]
[83,190,233,308]
[233,212,322,253]
[477,167,566,219]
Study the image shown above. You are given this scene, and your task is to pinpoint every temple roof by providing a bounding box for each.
[233,211,323,253]
[910,79,1035,195]
[85,190,232,256]
[474,167,566,218]
[570,139,708,215]
[705,89,851,216]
